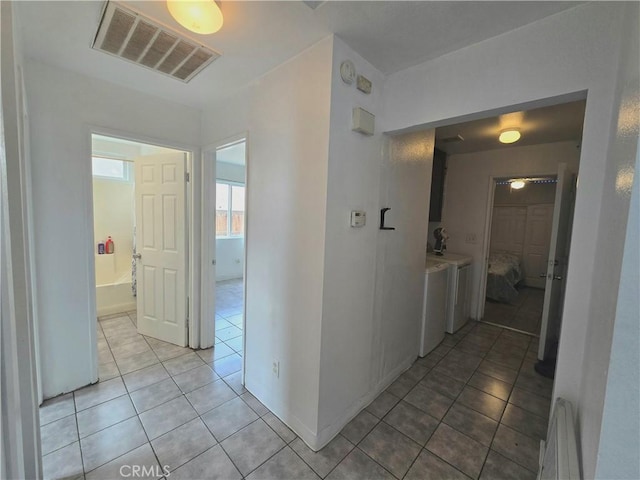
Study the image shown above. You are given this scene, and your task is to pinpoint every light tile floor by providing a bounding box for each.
[41,311,552,479]
[483,287,544,335]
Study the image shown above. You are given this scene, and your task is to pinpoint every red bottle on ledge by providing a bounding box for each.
[105,236,114,254]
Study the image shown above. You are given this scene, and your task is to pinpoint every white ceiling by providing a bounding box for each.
[15,1,581,110]
[435,100,586,155]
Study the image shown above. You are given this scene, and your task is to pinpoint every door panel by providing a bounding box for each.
[135,152,188,346]
[523,204,554,288]
[490,206,527,255]
[539,164,574,361]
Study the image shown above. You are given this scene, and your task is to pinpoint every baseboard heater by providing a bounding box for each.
[538,398,581,480]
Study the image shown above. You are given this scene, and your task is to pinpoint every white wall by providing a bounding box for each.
[215,238,244,281]
[203,37,334,447]
[92,177,134,285]
[216,161,245,281]
[217,161,245,183]
[587,4,639,477]
[382,3,631,476]
[25,60,201,398]
[316,37,388,443]
[441,141,579,316]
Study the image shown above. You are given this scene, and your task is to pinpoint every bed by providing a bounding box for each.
[486,252,523,303]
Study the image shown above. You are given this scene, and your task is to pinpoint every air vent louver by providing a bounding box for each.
[93,1,220,83]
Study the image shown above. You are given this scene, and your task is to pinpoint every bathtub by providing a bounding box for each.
[95,254,136,317]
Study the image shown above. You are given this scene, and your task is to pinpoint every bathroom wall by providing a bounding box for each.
[93,173,134,285]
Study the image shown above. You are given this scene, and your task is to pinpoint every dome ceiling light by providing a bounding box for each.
[499,128,521,144]
[167,0,223,35]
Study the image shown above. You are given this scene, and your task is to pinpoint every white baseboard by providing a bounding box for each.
[305,355,416,451]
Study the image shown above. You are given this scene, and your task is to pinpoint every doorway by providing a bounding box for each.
[200,135,247,377]
[91,133,192,380]
[482,176,558,336]
[213,140,246,361]
[427,99,584,377]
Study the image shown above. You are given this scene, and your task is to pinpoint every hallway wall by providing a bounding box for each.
[25,60,201,398]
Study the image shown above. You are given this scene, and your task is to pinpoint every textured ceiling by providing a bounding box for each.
[16,1,581,109]
[435,100,586,155]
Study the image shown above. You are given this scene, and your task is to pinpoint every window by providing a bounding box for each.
[216,181,245,237]
[92,157,131,181]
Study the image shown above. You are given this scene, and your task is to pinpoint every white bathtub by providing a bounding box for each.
[95,253,136,316]
[96,280,136,317]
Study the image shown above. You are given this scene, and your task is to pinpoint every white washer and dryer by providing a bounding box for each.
[419,259,449,356]
[427,252,473,333]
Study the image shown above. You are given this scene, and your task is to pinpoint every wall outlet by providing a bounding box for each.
[272,360,280,378]
[465,233,477,244]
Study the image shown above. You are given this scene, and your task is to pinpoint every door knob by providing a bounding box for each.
[133,253,142,260]
[553,275,563,280]
[539,273,547,278]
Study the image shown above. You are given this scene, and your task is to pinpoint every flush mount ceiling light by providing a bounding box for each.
[499,128,521,144]
[510,179,526,190]
[167,0,223,34]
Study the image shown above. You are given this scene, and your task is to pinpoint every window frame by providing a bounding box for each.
[92,156,133,182]
[215,179,245,239]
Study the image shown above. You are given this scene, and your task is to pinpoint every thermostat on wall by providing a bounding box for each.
[350,210,366,227]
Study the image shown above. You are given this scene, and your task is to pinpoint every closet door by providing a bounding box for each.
[522,204,554,288]
[489,206,527,255]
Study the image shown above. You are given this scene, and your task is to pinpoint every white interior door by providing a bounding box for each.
[522,204,554,288]
[135,152,188,346]
[538,163,574,361]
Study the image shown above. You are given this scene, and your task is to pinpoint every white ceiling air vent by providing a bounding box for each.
[92,1,220,82]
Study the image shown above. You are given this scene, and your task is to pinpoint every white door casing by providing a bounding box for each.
[135,152,188,346]
[538,163,574,360]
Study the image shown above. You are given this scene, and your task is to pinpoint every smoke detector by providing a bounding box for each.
[92,1,221,83]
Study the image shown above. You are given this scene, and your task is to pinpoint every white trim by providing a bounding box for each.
[1,2,42,476]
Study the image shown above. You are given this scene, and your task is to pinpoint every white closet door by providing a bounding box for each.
[490,206,527,255]
[522,204,554,288]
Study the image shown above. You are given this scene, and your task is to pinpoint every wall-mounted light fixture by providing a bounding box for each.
[510,179,526,190]
[499,128,521,144]
[167,0,223,34]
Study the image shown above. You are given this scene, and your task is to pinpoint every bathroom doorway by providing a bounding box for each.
[91,133,192,380]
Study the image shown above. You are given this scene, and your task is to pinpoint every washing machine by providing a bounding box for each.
[420,259,449,356]
[427,252,473,333]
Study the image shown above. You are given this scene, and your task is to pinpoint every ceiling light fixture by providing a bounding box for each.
[510,179,526,190]
[167,0,223,35]
[499,128,521,144]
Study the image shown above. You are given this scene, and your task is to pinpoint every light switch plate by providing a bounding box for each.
[350,210,366,227]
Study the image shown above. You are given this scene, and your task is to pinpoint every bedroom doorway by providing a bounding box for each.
[482,175,558,335]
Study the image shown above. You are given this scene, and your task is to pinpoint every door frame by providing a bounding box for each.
[87,126,199,356]
[477,171,560,321]
[200,132,248,351]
